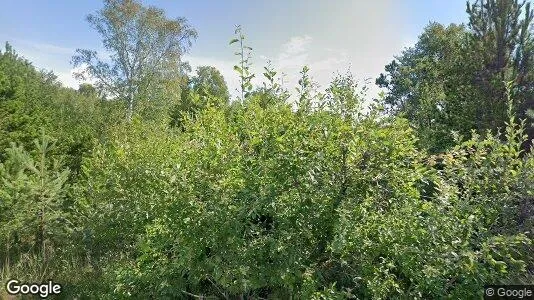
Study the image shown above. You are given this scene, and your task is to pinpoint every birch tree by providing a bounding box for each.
[72,0,197,121]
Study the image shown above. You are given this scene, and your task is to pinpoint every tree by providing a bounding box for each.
[295,66,315,112]
[377,0,534,152]
[77,83,98,98]
[467,0,533,83]
[467,0,534,142]
[0,133,70,263]
[72,0,198,121]
[0,43,47,158]
[377,23,479,152]
[0,43,103,173]
[190,65,230,106]
[170,65,229,129]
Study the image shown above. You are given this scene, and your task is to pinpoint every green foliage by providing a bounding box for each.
[329,118,533,299]
[170,65,230,129]
[73,73,532,298]
[252,60,290,108]
[0,133,70,274]
[191,66,230,104]
[77,83,99,98]
[75,119,180,257]
[72,0,198,121]
[296,66,322,113]
[377,23,483,152]
[0,43,110,176]
[378,0,534,152]
[231,25,255,101]
[0,43,122,297]
[0,43,54,157]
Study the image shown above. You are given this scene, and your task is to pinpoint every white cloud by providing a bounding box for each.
[3,37,119,90]
[185,35,371,101]
[3,39,84,89]
[275,35,311,70]
[11,39,76,56]
[269,35,351,96]
[7,35,392,100]
[56,63,96,89]
[55,70,79,89]
[281,35,312,56]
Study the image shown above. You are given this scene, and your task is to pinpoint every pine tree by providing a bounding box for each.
[0,132,69,262]
[467,0,534,141]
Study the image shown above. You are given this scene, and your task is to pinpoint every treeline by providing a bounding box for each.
[0,0,533,299]
[378,0,534,152]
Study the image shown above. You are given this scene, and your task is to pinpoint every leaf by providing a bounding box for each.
[229,38,239,45]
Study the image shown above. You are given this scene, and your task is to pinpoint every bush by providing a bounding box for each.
[81,94,533,298]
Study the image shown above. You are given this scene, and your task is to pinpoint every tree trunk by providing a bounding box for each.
[127,94,134,122]
[38,208,45,261]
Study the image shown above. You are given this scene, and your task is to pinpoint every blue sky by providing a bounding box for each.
[0,0,469,98]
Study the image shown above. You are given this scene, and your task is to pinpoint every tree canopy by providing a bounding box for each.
[377,0,534,152]
[72,0,197,121]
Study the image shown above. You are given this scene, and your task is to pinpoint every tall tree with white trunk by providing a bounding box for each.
[72,0,197,121]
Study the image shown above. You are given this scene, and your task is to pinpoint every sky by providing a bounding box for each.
[0,0,469,99]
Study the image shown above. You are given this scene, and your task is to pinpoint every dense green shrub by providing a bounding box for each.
[70,84,533,298]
